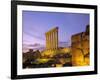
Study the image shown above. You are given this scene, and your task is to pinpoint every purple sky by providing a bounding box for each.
[22,11,89,46]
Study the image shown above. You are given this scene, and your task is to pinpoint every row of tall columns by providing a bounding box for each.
[45,27,58,50]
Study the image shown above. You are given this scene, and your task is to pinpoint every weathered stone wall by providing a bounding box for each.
[71,25,90,66]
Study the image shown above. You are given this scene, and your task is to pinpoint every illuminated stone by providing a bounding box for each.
[71,25,90,66]
[45,27,58,50]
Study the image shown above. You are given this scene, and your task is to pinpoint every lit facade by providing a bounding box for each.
[71,25,90,66]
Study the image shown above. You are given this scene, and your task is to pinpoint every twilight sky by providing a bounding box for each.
[22,11,89,46]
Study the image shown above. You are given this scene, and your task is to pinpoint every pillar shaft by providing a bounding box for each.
[49,32,51,49]
[45,27,58,50]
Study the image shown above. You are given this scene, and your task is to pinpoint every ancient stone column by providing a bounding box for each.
[54,30,56,49]
[48,33,50,50]
[55,28,58,49]
[46,33,48,49]
[52,32,54,49]
[49,32,51,49]
[45,34,47,49]
[45,27,58,50]
[50,32,52,49]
